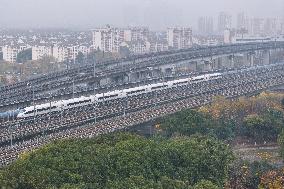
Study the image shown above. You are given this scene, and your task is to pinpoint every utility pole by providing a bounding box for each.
[93,55,97,124]
[72,78,75,99]
[33,86,36,124]
[27,83,36,124]
[10,124,13,147]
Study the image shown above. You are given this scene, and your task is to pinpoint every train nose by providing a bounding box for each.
[17,113,24,118]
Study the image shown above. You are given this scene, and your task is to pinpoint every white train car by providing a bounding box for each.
[17,72,222,119]
[124,86,148,97]
[18,100,63,118]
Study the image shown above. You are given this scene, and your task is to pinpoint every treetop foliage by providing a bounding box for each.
[0,133,233,189]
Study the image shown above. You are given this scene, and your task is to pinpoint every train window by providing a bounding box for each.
[98,94,118,100]
[81,99,91,103]
[25,110,35,114]
[67,99,91,106]
[107,94,118,98]
[151,85,168,90]
[192,78,204,82]
[126,89,146,95]
[37,108,45,112]
[67,102,81,106]
[210,75,219,78]
[173,81,188,85]
[37,106,57,112]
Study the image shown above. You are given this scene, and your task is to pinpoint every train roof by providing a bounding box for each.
[123,86,148,93]
[64,96,90,104]
[24,100,63,111]
[96,90,121,98]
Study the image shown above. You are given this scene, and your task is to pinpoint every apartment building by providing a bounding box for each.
[2,45,28,63]
[92,26,124,53]
[218,12,232,33]
[53,45,90,63]
[167,27,193,50]
[198,17,214,35]
[32,46,53,60]
[92,26,150,53]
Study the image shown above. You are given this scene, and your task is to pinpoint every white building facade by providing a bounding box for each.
[167,27,193,50]
[3,45,28,63]
[32,46,53,60]
[92,26,124,53]
[53,45,90,63]
[92,26,150,54]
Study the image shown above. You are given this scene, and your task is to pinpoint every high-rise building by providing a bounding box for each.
[92,25,124,53]
[92,26,149,53]
[123,27,149,42]
[167,27,193,50]
[264,18,278,36]
[250,18,265,36]
[224,29,232,44]
[218,12,232,33]
[237,12,249,30]
[198,17,214,36]
[280,18,284,34]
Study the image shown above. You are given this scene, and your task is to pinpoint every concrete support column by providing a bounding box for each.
[229,55,235,68]
[204,60,213,72]
[263,50,271,65]
[188,61,197,72]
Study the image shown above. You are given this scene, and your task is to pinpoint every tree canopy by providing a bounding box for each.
[160,109,236,141]
[16,48,32,63]
[0,133,234,189]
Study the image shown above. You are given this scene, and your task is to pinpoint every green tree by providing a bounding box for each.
[160,109,236,141]
[76,52,85,65]
[228,160,274,189]
[119,46,131,57]
[16,48,32,63]
[243,110,284,142]
[278,130,284,159]
[0,133,234,189]
[281,98,284,107]
[106,176,163,189]
[193,180,219,189]
[160,109,214,137]
[160,176,191,189]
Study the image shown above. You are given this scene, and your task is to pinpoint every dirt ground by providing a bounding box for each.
[233,144,283,167]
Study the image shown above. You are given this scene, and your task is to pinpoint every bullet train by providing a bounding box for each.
[14,73,221,119]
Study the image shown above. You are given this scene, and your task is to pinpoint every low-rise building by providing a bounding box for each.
[32,46,53,60]
[167,27,193,50]
[2,45,27,63]
[53,45,90,63]
[149,40,169,52]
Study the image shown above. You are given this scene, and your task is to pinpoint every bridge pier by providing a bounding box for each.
[228,55,235,68]
[99,78,111,86]
[263,50,271,65]
[128,72,140,82]
[188,61,197,72]
[211,58,224,70]
[109,75,125,85]
[198,60,213,72]
[246,52,255,67]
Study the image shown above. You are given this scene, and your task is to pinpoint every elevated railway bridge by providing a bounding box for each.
[1,42,284,111]
[0,62,284,166]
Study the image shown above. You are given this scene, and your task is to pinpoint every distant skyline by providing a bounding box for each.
[0,0,283,30]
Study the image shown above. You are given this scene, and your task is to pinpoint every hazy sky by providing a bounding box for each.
[0,0,283,30]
